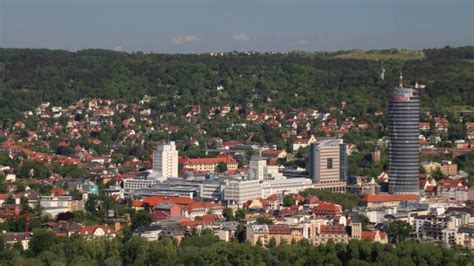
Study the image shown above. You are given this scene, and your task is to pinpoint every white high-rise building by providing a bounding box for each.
[249,156,284,181]
[153,141,178,180]
[249,156,267,180]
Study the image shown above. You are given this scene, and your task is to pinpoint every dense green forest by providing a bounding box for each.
[0,46,472,121]
[1,229,473,266]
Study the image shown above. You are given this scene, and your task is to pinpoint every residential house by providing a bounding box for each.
[3,232,32,250]
[74,225,115,239]
[246,224,304,246]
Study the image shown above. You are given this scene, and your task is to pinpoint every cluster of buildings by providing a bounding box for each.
[121,136,349,205]
[1,78,474,251]
[129,192,389,246]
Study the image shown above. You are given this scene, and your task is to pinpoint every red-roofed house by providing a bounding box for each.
[435,117,449,133]
[419,122,431,131]
[261,150,287,159]
[0,204,22,222]
[312,202,342,218]
[438,179,469,201]
[314,224,350,245]
[3,232,31,250]
[74,225,115,239]
[359,194,418,209]
[292,135,317,151]
[361,230,388,244]
[51,188,66,196]
[246,224,303,246]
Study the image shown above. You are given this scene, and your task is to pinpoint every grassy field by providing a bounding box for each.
[332,49,424,61]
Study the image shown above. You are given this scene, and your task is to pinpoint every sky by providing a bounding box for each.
[0,0,473,53]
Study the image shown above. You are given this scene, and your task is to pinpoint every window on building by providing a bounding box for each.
[327,158,333,169]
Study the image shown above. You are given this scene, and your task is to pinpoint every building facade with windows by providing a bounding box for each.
[388,78,420,194]
[153,141,179,180]
[223,179,262,205]
[309,139,347,192]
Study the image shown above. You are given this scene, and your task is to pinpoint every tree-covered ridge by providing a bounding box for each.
[0,46,472,121]
[1,229,473,266]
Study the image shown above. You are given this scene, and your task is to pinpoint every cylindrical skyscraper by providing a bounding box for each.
[388,77,420,194]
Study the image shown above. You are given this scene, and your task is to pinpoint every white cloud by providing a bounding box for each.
[170,35,200,45]
[232,32,251,42]
[112,45,125,52]
[296,39,310,46]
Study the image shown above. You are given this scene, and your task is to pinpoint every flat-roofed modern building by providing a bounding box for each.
[388,78,420,194]
[223,179,262,205]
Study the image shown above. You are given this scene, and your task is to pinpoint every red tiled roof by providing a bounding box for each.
[261,150,285,158]
[361,230,386,241]
[153,210,170,221]
[75,225,114,235]
[3,232,31,242]
[132,196,222,212]
[320,224,347,235]
[439,179,464,188]
[197,214,220,222]
[360,194,417,203]
[268,225,291,234]
[0,194,10,200]
[293,194,304,202]
[265,194,278,201]
[180,154,237,165]
[51,188,65,196]
[313,202,341,213]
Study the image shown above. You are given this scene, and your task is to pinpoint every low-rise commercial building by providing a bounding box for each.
[224,179,262,205]
[261,178,312,198]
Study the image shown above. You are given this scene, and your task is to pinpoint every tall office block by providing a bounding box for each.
[249,156,267,181]
[388,77,420,194]
[309,139,346,192]
[153,141,179,180]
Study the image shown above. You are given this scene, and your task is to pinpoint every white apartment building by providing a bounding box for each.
[153,141,178,180]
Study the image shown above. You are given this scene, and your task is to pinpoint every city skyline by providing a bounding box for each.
[0,0,472,53]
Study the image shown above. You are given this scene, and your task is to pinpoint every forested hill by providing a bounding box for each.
[0,46,472,121]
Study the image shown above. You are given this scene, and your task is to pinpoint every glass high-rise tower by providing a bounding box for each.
[388,77,420,194]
